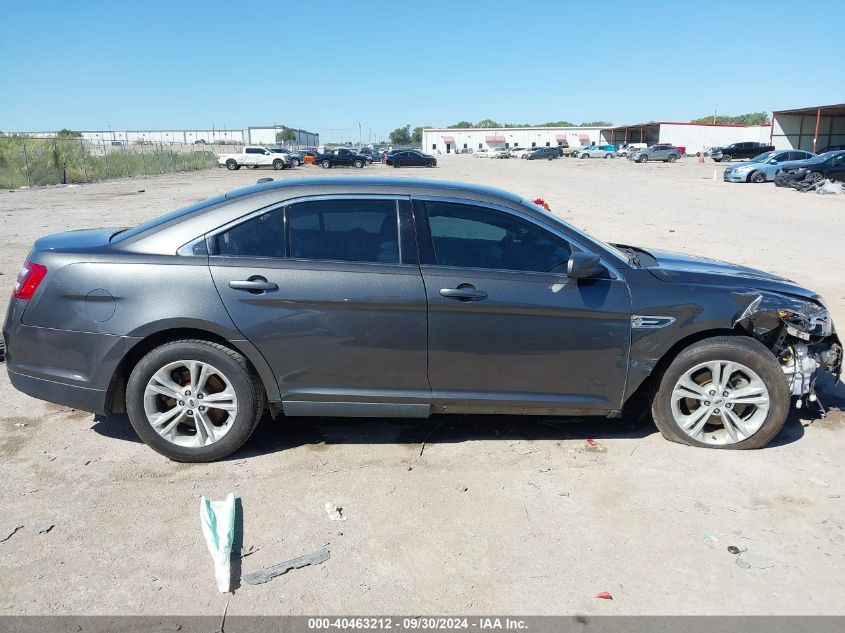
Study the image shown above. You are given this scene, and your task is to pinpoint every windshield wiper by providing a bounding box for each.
[617,246,642,268]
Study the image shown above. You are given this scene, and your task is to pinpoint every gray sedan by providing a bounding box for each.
[723,150,815,183]
[4,178,840,461]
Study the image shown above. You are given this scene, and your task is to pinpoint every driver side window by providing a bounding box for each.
[424,201,572,273]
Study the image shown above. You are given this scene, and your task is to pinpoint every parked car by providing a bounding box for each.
[269,148,303,167]
[217,147,288,171]
[774,150,845,187]
[5,178,840,461]
[491,147,511,159]
[526,147,561,160]
[629,144,682,163]
[560,146,581,157]
[355,149,382,164]
[710,142,776,162]
[577,145,617,159]
[818,145,845,153]
[314,148,369,169]
[723,150,815,183]
[474,149,492,158]
[509,147,529,158]
[384,150,437,168]
[617,143,646,157]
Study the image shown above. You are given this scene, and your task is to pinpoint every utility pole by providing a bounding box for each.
[713,105,717,124]
[358,122,362,148]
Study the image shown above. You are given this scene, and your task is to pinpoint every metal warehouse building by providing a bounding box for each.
[770,103,845,152]
[247,126,320,147]
[600,122,771,155]
[422,127,604,154]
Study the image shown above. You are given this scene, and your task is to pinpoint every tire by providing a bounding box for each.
[126,339,263,462]
[750,171,767,183]
[225,159,238,171]
[651,336,790,450]
[713,157,722,163]
[721,155,731,162]
[353,160,364,168]
[321,160,331,169]
[637,155,648,163]
[604,153,612,159]
[807,171,824,183]
[667,154,677,163]
[292,158,301,167]
[272,159,284,170]
[426,161,435,167]
[580,153,588,159]
[393,161,400,168]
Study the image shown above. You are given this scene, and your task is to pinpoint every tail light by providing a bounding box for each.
[13,261,48,300]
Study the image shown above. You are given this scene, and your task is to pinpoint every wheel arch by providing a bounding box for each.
[622,327,747,410]
[106,326,281,416]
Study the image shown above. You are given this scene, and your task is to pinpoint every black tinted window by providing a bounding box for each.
[245,147,263,154]
[216,207,284,258]
[289,199,399,264]
[425,202,571,273]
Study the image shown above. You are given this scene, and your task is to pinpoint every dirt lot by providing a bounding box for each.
[1,156,843,616]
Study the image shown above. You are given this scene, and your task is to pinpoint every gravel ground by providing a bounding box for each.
[0,156,843,616]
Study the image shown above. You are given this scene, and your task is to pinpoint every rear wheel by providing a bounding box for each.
[651,336,789,449]
[604,153,612,159]
[126,339,263,462]
[353,160,364,168]
[292,158,301,167]
[321,160,331,169]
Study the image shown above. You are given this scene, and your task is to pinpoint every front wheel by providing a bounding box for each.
[750,171,766,183]
[637,155,648,163]
[226,159,239,171]
[272,159,284,170]
[651,336,789,449]
[807,171,824,183]
[393,161,400,168]
[426,161,435,167]
[580,153,588,159]
[126,339,263,462]
[667,154,677,163]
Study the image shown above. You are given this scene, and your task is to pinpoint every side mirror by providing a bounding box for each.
[567,253,603,279]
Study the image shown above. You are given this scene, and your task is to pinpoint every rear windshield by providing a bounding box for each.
[111,194,227,242]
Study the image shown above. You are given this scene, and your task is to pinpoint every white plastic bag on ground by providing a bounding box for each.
[200,493,236,592]
[816,179,844,195]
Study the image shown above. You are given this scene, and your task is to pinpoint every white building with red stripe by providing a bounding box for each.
[422,126,605,154]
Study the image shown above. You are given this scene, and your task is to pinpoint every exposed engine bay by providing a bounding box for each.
[735,293,842,416]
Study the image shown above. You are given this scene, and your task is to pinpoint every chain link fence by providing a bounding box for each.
[0,136,240,189]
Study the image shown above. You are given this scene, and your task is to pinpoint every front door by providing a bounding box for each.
[209,196,430,417]
[414,199,632,414]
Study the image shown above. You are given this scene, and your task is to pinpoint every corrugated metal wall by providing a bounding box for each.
[423,128,604,154]
[772,113,845,151]
[658,124,771,154]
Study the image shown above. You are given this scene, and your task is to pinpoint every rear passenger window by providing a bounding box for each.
[425,202,571,273]
[288,199,399,264]
[216,207,284,258]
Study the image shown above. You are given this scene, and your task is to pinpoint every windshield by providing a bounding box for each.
[805,151,840,164]
[750,151,775,163]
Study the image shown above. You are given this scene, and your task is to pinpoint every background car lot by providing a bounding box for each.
[1,156,844,615]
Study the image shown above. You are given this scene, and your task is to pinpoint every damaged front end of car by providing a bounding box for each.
[734,293,842,416]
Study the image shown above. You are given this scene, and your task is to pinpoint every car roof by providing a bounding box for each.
[117,177,527,254]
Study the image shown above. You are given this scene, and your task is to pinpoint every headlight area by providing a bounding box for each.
[735,293,842,416]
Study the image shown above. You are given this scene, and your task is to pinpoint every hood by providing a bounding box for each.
[641,248,818,300]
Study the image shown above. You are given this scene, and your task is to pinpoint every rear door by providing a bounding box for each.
[208,196,430,417]
[828,152,845,180]
[412,197,632,414]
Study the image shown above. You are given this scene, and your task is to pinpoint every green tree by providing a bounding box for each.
[389,124,412,145]
[447,121,473,129]
[474,119,501,128]
[539,120,575,127]
[56,129,82,138]
[580,120,613,127]
[412,126,431,144]
[275,127,297,144]
[690,112,770,125]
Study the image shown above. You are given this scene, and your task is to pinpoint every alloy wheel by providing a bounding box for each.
[143,360,238,448]
[670,360,770,445]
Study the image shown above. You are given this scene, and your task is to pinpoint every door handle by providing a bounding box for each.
[440,286,487,301]
[229,277,278,293]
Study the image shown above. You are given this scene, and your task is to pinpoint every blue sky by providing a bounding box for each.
[1,0,843,142]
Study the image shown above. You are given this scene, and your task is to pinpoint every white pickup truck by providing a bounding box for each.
[217,146,289,171]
